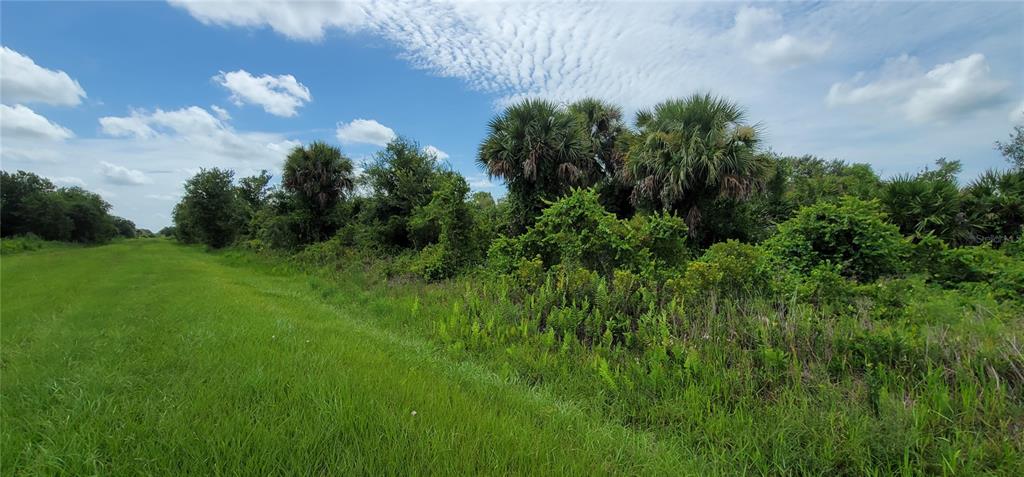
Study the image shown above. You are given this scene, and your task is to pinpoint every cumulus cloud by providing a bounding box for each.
[100,161,152,186]
[211,104,231,121]
[214,69,311,117]
[99,105,299,160]
[827,53,1011,123]
[0,46,87,106]
[336,118,396,146]
[422,144,449,160]
[0,104,74,141]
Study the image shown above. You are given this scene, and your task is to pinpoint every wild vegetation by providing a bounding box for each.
[3,95,1023,474]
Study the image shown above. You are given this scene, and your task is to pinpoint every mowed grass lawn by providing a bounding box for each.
[1,239,701,475]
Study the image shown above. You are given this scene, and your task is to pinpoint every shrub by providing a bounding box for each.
[680,240,772,300]
[489,188,636,276]
[625,212,689,270]
[764,196,910,282]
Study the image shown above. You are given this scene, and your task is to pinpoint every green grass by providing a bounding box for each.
[1,239,702,475]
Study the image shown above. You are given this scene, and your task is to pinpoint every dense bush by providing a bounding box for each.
[489,188,687,277]
[173,168,246,248]
[764,196,910,281]
[680,240,773,300]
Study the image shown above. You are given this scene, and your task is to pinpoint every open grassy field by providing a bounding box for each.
[1,239,702,475]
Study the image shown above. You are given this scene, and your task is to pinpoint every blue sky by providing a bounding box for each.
[2,1,1022,230]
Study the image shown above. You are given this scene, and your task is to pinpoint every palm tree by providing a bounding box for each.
[626,93,767,242]
[282,141,355,241]
[477,99,591,232]
[568,99,635,217]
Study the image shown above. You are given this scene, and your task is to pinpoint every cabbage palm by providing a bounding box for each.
[282,141,355,241]
[626,93,767,240]
[477,99,591,232]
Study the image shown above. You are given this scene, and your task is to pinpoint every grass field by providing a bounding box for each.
[1,239,703,475]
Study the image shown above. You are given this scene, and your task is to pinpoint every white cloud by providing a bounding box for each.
[214,69,311,117]
[52,176,87,187]
[0,104,74,141]
[422,144,449,160]
[732,6,830,68]
[1011,101,1024,124]
[100,161,152,186]
[211,104,231,121]
[0,47,87,106]
[145,193,179,201]
[467,174,498,190]
[749,35,831,68]
[827,53,1011,123]
[336,118,395,146]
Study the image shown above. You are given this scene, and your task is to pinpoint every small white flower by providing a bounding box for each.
[411,410,417,416]
[272,335,276,339]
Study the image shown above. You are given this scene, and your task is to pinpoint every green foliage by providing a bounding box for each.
[625,212,689,270]
[961,168,1023,245]
[478,99,593,232]
[681,240,772,300]
[237,169,274,211]
[626,94,769,246]
[881,160,965,242]
[112,216,137,238]
[282,141,355,242]
[764,196,910,281]
[781,156,883,209]
[363,137,439,249]
[173,168,246,248]
[1,170,117,243]
[995,124,1024,170]
[489,188,637,276]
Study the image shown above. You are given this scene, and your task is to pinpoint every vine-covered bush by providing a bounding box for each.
[489,188,687,277]
[680,240,773,300]
[763,196,910,282]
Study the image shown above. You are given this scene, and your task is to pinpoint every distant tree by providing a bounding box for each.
[238,169,274,210]
[880,159,966,242]
[781,156,883,209]
[173,168,246,248]
[478,99,591,233]
[282,142,355,242]
[157,226,176,237]
[1,170,60,237]
[626,93,768,245]
[363,137,438,248]
[995,125,1023,170]
[112,216,137,238]
[58,187,117,243]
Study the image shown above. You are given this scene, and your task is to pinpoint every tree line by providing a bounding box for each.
[1,171,152,243]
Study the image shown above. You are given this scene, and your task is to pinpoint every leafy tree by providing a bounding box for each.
[1,170,59,237]
[238,170,274,210]
[59,187,117,243]
[995,125,1023,170]
[626,93,768,245]
[282,142,355,242]
[363,137,438,248]
[478,99,591,233]
[112,216,137,238]
[780,156,882,210]
[407,172,477,279]
[173,168,246,248]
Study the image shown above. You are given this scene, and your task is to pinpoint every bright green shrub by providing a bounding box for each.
[763,196,910,282]
[488,188,636,276]
[933,245,1024,299]
[625,212,689,270]
[680,240,772,300]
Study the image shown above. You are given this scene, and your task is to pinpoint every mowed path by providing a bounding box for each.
[1,240,699,475]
